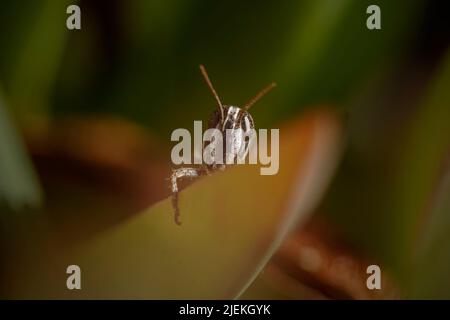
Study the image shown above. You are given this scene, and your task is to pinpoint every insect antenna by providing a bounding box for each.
[199,65,224,121]
[243,82,277,110]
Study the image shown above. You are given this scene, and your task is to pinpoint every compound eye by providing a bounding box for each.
[224,120,233,130]
[240,117,247,130]
[208,109,223,129]
[240,114,251,131]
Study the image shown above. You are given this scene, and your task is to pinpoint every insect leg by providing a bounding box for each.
[170,167,203,225]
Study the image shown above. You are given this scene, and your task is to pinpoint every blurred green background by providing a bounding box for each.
[0,0,449,299]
